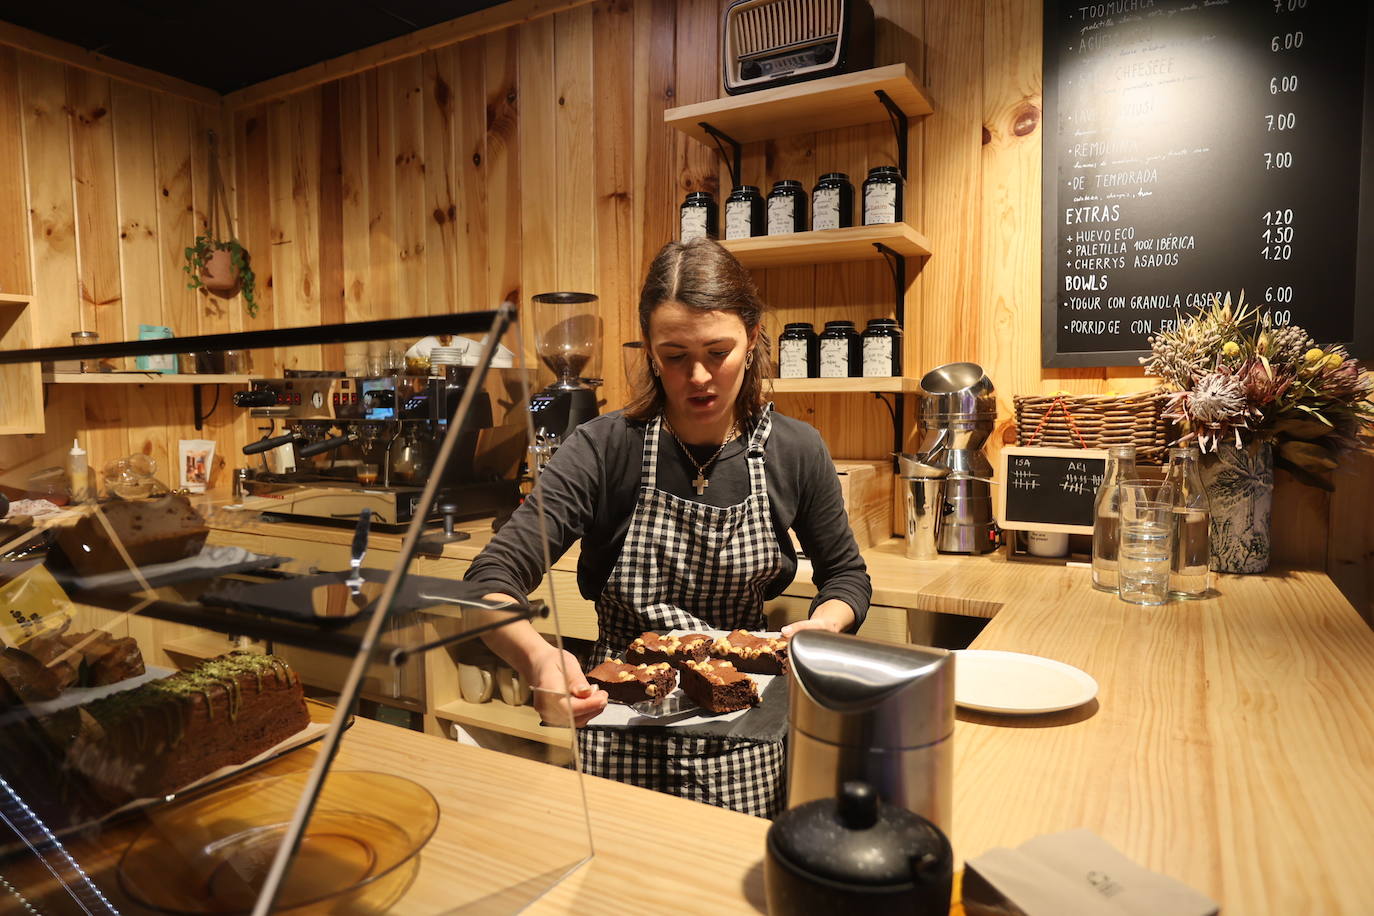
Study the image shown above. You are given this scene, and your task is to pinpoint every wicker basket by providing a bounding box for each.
[1013,390,1172,464]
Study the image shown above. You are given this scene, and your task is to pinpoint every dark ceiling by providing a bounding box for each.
[5,1,509,94]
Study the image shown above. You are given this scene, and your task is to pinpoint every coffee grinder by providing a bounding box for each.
[914,362,998,554]
[527,291,603,470]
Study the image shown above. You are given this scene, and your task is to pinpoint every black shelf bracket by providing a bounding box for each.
[873,90,910,181]
[874,241,910,471]
[699,121,744,189]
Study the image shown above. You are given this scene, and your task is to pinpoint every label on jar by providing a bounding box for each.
[863,336,893,377]
[813,187,841,231]
[779,339,809,378]
[767,195,795,235]
[680,206,708,242]
[864,183,898,225]
[819,338,850,377]
[725,200,753,239]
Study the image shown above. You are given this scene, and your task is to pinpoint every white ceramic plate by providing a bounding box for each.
[952,649,1099,715]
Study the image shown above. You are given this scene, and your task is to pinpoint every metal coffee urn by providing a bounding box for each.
[916,362,997,554]
[787,630,954,832]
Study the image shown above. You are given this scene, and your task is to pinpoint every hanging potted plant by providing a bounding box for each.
[184,129,260,318]
[184,236,258,317]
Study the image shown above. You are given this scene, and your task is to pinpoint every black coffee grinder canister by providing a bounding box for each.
[527,291,602,470]
[765,781,953,915]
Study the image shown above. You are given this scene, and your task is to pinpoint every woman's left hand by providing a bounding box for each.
[780,599,855,639]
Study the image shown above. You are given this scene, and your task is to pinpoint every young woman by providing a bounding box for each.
[465,238,870,815]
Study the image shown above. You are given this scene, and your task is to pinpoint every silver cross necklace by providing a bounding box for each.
[663,416,739,496]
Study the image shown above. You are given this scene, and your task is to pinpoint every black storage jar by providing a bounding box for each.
[862,317,903,377]
[811,172,854,231]
[724,185,766,239]
[767,180,807,235]
[679,191,717,242]
[819,320,862,378]
[778,322,820,379]
[863,165,904,225]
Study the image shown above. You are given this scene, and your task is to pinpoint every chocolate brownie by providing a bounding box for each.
[679,659,760,714]
[586,660,677,706]
[624,631,713,667]
[711,629,789,675]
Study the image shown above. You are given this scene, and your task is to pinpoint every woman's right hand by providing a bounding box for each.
[528,645,607,728]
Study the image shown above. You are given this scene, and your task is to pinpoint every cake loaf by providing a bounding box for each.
[624,631,713,667]
[711,629,789,675]
[55,494,209,577]
[679,659,760,714]
[55,652,310,806]
[587,660,677,706]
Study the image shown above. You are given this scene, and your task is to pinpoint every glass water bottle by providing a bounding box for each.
[1092,445,1138,592]
[1163,446,1211,599]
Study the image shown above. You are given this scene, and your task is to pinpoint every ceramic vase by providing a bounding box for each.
[1200,440,1273,574]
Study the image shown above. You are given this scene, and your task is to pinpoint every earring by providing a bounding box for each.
[649,360,659,377]
[745,351,755,369]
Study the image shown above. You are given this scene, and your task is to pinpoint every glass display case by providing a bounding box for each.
[0,307,592,913]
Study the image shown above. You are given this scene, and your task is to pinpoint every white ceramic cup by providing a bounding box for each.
[496,665,532,706]
[1026,530,1069,557]
[458,662,494,704]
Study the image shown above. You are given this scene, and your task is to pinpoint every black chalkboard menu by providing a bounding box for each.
[1042,0,1374,367]
[997,447,1109,534]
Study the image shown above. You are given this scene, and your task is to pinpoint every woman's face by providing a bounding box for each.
[646,300,756,429]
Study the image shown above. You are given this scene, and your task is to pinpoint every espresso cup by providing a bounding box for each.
[496,665,532,706]
[458,662,494,704]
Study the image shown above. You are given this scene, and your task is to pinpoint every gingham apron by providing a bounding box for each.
[578,405,787,818]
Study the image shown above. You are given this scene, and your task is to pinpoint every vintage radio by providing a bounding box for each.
[722,0,875,95]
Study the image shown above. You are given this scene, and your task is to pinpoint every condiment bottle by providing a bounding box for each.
[767,180,807,235]
[863,165,904,225]
[724,185,765,239]
[680,191,717,242]
[811,172,853,231]
[861,317,903,377]
[1091,445,1138,592]
[68,438,90,502]
[818,320,861,378]
[1163,446,1211,599]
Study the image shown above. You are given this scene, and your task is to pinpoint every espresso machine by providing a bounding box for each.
[907,362,998,555]
[526,292,603,471]
[233,370,523,531]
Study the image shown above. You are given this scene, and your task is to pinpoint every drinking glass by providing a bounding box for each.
[356,463,380,487]
[1117,479,1174,606]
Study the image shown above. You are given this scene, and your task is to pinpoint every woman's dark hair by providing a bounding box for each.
[624,238,771,422]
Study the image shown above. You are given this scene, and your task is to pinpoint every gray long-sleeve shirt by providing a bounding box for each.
[464,408,871,629]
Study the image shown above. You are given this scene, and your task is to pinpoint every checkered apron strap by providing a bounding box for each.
[578,727,785,819]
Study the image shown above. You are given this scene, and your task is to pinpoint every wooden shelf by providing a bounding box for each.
[720,223,930,268]
[0,297,44,435]
[43,372,256,385]
[664,63,932,145]
[434,698,571,746]
[770,377,918,394]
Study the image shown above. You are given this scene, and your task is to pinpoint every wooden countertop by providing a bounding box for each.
[204,514,1374,912]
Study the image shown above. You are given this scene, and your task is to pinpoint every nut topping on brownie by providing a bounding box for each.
[624,631,713,667]
[711,629,789,675]
[586,660,677,706]
[679,658,760,714]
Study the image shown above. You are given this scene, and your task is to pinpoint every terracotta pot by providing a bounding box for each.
[199,246,240,295]
[1200,440,1273,574]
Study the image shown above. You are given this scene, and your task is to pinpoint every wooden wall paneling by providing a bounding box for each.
[553,5,596,297]
[517,15,557,314]
[593,0,636,411]
[0,48,33,296]
[636,0,678,283]
[20,55,80,350]
[366,68,398,333]
[152,95,197,344]
[290,90,323,369]
[1328,451,1374,624]
[454,38,489,314]
[390,56,427,326]
[1269,472,1329,570]
[338,74,372,374]
[123,383,172,473]
[873,0,924,71]
[318,81,346,370]
[265,98,298,370]
[111,82,165,348]
[481,28,527,367]
[423,48,461,318]
[233,105,276,376]
[66,68,124,365]
[189,107,229,335]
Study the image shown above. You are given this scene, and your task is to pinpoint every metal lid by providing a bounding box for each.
[771,179,804,191]
[918,362,996,420]
[530,291,597,305]
[789,631,954,749]
[683,191,715,203]
[817,171,850,183]
[730,184,762,195]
